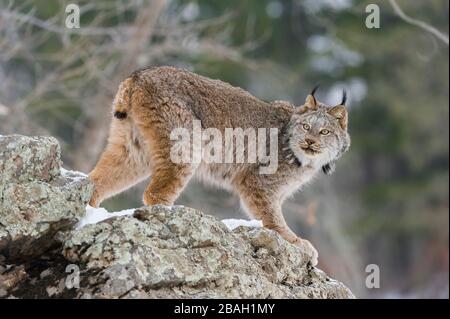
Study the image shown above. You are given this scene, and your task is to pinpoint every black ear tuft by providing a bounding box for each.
[311,84,320,97]
[322,163,335,175]
[310,84,320,104]
[340,89,347,106]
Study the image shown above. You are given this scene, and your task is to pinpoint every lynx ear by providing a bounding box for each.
[305,95,316,108]
[329,105,348,129]
[328,89,348,129]
[298,85,319,113]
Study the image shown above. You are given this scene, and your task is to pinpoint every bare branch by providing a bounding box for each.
[0,0,262,170]
[389,0,449,46]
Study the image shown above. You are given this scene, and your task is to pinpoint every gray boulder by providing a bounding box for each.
[0,135,61,184]
[0,135,93,261]
[56,205,354,299]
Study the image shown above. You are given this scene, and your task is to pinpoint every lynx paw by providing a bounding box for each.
[88,191,101,208]
[142,192,172,207]
[294,238,318,266]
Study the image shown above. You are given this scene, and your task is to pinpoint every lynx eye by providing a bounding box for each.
[320,129,330,135]
[302,123,311,131]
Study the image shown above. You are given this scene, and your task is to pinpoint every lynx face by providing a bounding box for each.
[288,93,350,171]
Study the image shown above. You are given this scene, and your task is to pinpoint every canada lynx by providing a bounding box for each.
[89,66,350,265]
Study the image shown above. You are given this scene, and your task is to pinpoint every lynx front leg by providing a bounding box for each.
[239,189,318,265]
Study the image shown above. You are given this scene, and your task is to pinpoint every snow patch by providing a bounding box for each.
[61,167,87,177]
[221,218,262,231]
[60,167,88,183]
[77,205,135,229]
[77,204,262,232]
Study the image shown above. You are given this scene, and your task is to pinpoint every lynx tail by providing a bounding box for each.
[113,77,134,119]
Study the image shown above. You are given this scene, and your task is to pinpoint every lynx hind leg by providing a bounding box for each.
[238,183,318,265]
[141,160,195,206]
[140,129,196,206]
[130,94,198,207]
[133,158,195,221]
[88,120,150,207]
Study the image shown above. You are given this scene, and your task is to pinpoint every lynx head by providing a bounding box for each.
[288,86,350,174]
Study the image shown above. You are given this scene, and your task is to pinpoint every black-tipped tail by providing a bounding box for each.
[114,111,127,119]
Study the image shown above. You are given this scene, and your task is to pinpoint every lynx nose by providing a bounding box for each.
[305,138,316,146]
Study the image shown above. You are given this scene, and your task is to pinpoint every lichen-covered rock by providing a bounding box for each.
[0,135,93,262]
[56,205,354,299]
[0,135,61,184]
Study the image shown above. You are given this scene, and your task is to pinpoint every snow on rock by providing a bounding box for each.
[78,205,262,232]
[221,218,263,231]
[60,167,87,179]
[77,205,135,229]
[58,168,136,229]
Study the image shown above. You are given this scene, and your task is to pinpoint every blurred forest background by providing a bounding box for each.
[0,0,448,298]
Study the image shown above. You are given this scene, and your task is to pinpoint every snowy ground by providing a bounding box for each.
[78,205,262,231]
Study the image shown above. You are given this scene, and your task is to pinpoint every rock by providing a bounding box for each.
[0,135,354,299]
[0,265,27,293]
[0,135,61,184]
[54,205,353,299]
[0,135,93,262]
